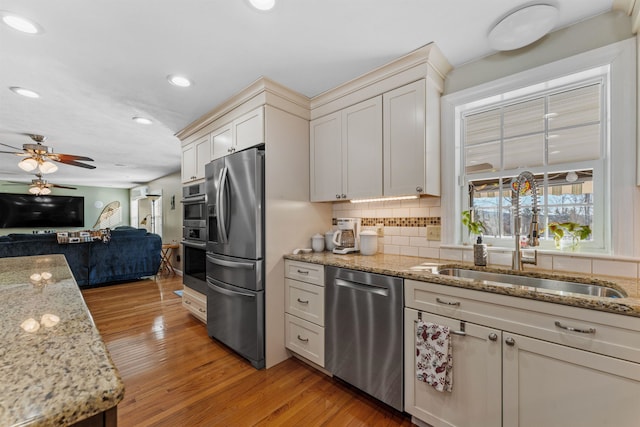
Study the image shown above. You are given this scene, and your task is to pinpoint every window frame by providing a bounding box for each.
[441,38,636,256]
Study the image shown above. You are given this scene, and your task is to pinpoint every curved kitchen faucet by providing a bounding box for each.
[512,171,540,270]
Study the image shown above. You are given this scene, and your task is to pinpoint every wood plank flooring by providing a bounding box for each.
[82,276,413,427]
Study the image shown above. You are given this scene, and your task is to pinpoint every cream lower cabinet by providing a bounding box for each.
[284,260,325,367]
[404,279,640,427]
[404,309,502,427]
[182,286,206,323]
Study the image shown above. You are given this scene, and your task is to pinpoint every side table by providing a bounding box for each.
[159,243,179,275]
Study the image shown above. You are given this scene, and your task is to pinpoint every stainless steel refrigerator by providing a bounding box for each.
[205,146,265,369]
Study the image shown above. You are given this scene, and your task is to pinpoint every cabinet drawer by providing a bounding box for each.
[182,286,206,323]
[285,260,324,286]
[285,313,325,367]
[285,278,325,326]
[405,280,640,363]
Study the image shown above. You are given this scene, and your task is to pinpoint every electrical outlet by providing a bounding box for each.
[426,225,441,241]
[376,223,384,237]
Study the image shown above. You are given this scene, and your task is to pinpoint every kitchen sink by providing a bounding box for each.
[434,267,627,298]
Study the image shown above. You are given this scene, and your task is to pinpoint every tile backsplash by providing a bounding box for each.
[331,197,640,288]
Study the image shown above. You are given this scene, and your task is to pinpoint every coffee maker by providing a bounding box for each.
[332,218,361,254]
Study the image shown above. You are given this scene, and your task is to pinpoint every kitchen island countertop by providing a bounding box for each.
[284,252,640,318]
[0,255,124,427]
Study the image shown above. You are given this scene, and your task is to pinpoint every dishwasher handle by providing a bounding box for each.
[334,278,389,297]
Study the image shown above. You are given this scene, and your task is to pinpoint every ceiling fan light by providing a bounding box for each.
[39,187,51,195]
[19,157,38,172]
[38,160,58,174]
[28,186,41,195]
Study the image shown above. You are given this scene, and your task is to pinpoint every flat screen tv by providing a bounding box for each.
[0,193,84,228]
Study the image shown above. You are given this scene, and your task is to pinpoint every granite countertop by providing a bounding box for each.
[0,255,124,427]
[284,252,640,318]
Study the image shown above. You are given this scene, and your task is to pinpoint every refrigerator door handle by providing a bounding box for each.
[206,254,256,270]
[216,166,229,244]
[207,278,256,298]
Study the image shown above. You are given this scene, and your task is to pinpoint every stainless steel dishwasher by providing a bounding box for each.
[325,266,404,411]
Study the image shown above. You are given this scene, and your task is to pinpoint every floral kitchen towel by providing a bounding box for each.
[416,320,453,392]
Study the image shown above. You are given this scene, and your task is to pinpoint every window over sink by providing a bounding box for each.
[441,38,636,255]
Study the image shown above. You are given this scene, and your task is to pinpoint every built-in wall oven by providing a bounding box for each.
[181,182,207,294]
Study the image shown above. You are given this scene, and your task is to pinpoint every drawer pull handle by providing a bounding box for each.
[297,298,309,304]
[297,335,309,343]
[554,321,596,334]
[297,269,309,275]
[488,333,498,342]
[198,308,205,313]
[184,300,191,305]
[436,297,460,306]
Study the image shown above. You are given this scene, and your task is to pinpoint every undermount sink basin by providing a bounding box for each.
[435,268,627,299]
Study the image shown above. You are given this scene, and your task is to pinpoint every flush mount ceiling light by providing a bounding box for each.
[10,86,40,98]
[167,74,192,87]
[249,0,275,11]
[132,116,152,125]
[488,4,558,51]
[1,12,43,34]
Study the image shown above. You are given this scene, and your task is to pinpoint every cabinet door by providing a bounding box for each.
[234,106,264,152]
[383,80,427,196]
[342,96,382,200]
[211,123,233,160]
[194,135,211,180]
[503,332,640,427]
[404,309,502,427]
[310,111,342,202]
[181,142,196,183]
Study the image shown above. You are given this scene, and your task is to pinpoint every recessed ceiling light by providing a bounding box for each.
[167,74,192,87]
[488,4,558,51]
[249,0,276,11]
[132,116,153,125]
[1,12,42,34]
[9,86,40,98]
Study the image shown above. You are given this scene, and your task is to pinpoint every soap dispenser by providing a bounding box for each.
[473,236,487,266]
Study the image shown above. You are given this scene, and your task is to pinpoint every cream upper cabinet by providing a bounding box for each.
[211,123,233,161]
[342,96,383,200]
[181,134,211,183]
[310,96,382,202]
[310,111,342,201]
[384,79,439,197]
[233,106,264,153]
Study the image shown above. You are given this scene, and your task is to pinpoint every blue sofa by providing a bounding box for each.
[0,227,162,287]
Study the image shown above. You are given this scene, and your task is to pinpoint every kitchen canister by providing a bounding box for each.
[325,230,335,251]
[359,230,378,255]
[312,233,325,252]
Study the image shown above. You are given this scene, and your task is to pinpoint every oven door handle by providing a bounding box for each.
[181,240,207,249]
[180,195,206,204]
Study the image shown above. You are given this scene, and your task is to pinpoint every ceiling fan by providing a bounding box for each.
[0,134,96,174]
[2,173,77,195]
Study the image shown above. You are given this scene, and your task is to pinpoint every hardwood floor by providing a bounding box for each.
[82,276,413,427]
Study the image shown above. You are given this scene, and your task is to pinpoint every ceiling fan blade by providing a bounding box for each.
[0,142,23,151]
[0,149,21,155]
[53,153,95,162]
[51,184,77,189]
[54,158,97,169]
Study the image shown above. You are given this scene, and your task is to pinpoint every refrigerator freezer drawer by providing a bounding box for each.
[206,252,263,291]
[206,277,265,369]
